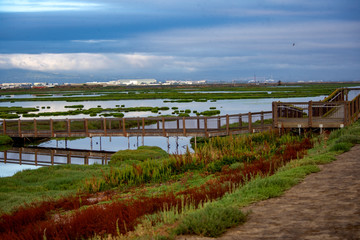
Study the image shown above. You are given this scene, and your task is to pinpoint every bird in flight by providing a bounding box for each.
[293,43,295,46]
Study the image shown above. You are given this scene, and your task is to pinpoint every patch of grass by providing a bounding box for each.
[109,146,169,165]
[329,142,353,152]
[0,135,13,145]
[175,205,247,237]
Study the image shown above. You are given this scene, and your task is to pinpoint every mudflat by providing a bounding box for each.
[179,145,360,240]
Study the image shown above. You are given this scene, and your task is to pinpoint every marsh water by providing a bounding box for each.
[0,94,328,177]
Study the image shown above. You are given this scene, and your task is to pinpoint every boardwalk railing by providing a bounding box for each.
[273,88,360,129]
[0,147,112,166]
[2,111,273,138]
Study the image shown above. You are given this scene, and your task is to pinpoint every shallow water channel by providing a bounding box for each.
[0,95,327,177]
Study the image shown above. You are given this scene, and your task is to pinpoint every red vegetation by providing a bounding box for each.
[0,138,313,240]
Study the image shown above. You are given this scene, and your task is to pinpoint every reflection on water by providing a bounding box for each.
[0,93,344,177]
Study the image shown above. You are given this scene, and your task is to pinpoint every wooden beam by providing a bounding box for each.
[226,114,229,135]
[18,119,21,137]
[248,112,252,132]
[84,118,89,137]
[183,117,186,136]
[122,118,127,137]
[50,119,54,137]
[103,118,107,136]
[2,120,6,135]
[34,119,37,137]
[308,101,313,128]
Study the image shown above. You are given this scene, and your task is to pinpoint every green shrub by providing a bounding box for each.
[110,146,169,165]
[335,134,360,144]
[175,206,246,237]
[330,142,353,152]
[0,135,13,145]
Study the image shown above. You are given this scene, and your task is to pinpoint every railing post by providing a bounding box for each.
[51,150,54,165]
[177,119,180,129]
[204,117,208,137]
[34,149,38,165]
[18,119,21,137]
[308,101,312,128]
[34,119,37,137]
[273,102,278,128]
[2,119,6,135]
[122,118,127,136]
[226,114,229,135]
[162,117,166,136]
[67,118,71,137]
[248,112,252,132]
[19,147,22,165]
[183,117,186,136]
[103,118,107,136]
[142,118,145,136]
[239,115,242,128]
[197,116,200,129]
[84,119,89,137]
[261,111,264,128]
[217,116,221,129]
[50,119,54,137]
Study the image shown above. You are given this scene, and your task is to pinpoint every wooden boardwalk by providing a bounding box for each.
[273,88,360,129]
[1,88,359,139]
[1,111,273,138]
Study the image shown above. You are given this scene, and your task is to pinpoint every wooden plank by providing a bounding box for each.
[248,112,252,132]
[226,114,229,135]
[18,119,21,137]
[50,119,54,137]
[162,117,166,136]
[2,120,6,135]
[122,118,127,136]
[142,118,145,136]
[67,119,71,137]
[84,119,89,137]
[103,118,107,136]
[308,101,312,128]
[34,119,37,137]
[183,117,186,136]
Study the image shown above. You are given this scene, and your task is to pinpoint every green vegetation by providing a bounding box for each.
[1,117,360,238]
[64,104,84,109]
[110,146,169,165]
[200,110,220,116]
[0,135,13,145]
[0,83,357,103]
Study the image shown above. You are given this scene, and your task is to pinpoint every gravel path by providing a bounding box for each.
[178,145,360,240]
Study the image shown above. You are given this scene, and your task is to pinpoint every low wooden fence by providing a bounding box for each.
[1,111,273,138]
[273,88,360,129]
[0,147,113,166]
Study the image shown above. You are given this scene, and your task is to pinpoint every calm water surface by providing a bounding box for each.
[0,94,329,177]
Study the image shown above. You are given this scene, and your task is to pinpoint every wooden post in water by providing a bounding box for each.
[103,118,107,136]
[204,117,208,137]
[50,119,54,137]
[308,101,313,128]
[162,117,166,136]
[34,119,37,137]
[248,112,252,132]
[2,120,6,135]
[122,118,127,136]
[51,150,54,165]
[34,149,38,166]
[18,119,21,137]
[142,118,145,136]
[183,117,186,136]
[67,118,71,137]
[84,119,89,137]
[19,148,22,165]
[226,114,229,135]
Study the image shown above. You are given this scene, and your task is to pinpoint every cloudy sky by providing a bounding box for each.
[0,0,359,83]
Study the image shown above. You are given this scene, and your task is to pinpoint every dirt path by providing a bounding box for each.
[179,145,360,240]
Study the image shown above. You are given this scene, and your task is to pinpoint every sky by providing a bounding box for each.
[0,0,360,83]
